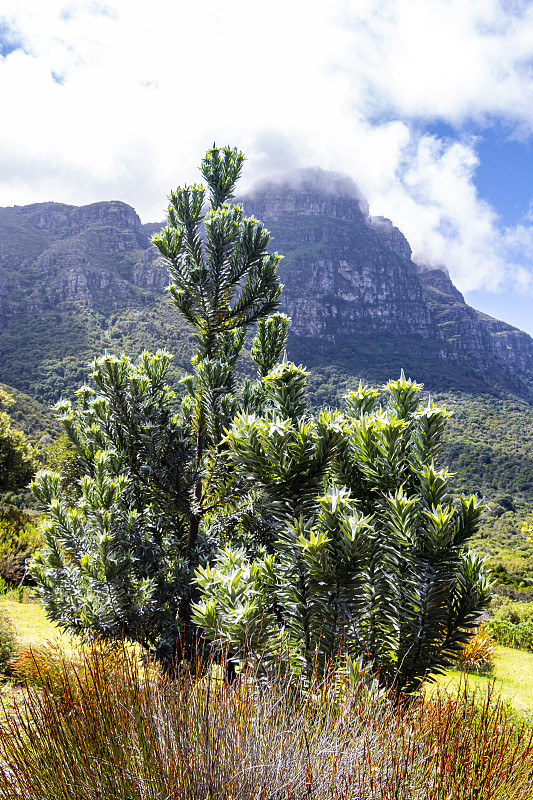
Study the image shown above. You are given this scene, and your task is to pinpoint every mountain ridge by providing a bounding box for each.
[241,170,533,396]
[0,170,532,403]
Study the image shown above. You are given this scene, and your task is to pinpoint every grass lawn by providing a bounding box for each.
[434,645,533,714]
[2,599,532,718]
[1,598,73,650]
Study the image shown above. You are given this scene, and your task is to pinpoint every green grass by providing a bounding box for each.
[0,598,72,650]
[435,645,533,714]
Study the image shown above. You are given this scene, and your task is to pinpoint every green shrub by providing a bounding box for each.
[487,618,533,652]
[0,607,18,674]
[0,388,36,495]
[31,146,286,669]
[197,371,491,693]
[486,600,533,652]
[0,507,41,586]
[492,599,533,625]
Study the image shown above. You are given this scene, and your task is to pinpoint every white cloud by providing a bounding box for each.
[1,0,533,299]
[364,133,512,293]
[342,0,533,126]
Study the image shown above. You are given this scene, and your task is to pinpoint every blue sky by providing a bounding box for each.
[475,136,533,227]
[468,133,533,333]
[424,120,533,330]
[1,0,533,335]
[426,121,533,228]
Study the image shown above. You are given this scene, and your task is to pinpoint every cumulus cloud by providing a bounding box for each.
[1,0,533,298]
[361,132,517,293]
[342,0,533,127]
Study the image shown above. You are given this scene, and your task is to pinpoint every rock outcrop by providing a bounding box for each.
[241,170,432,339]
[240,170,533,392]
[0,201,152,326]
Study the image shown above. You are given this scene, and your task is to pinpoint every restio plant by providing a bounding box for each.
[0,643,532,800]
[31,146,491,691]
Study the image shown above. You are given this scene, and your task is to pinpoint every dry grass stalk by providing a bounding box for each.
[0,644,530,799]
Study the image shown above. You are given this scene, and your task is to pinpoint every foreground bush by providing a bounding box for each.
[0,644,532,799]
[197,370,492,692]
[31,145,285,667]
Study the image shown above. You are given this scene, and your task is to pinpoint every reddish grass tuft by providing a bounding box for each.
[0,644,530,799]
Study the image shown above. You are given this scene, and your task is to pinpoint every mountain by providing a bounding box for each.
[1,171,533,406]
[241,169,533,398]
[0,201,176,403]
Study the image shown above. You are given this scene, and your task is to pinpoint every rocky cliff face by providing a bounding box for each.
[1,171,533,401]
[0,201,166,328]
[241,170,432,339]
[240,170,533,392]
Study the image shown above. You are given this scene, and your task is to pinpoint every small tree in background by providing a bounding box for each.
[0,389,39,589]
[0,389,35,497]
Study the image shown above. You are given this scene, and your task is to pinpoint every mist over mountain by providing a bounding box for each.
[1,169,533,405]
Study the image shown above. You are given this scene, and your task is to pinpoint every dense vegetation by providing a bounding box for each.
[486,599,533,652]
[439,393,533,497]
[0,300,205,407]
[0,384,57,445]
